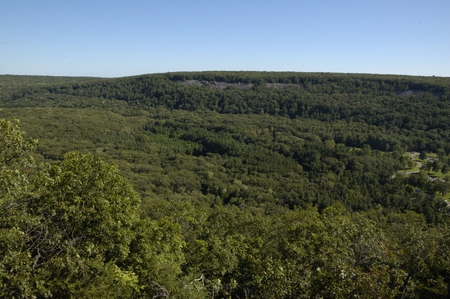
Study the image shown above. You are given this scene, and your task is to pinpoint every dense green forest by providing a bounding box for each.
[1,72,450,298]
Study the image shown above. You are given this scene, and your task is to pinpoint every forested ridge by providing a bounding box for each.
[1,72,450,298]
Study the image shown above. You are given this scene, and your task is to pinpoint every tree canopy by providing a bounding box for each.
[1,71,450,298]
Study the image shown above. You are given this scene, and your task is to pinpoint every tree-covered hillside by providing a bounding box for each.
[1,72,450,298]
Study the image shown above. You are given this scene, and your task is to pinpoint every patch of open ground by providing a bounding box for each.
[175,80,303,90]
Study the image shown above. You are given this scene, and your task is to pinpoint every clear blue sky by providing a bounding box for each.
[1,0,449,77]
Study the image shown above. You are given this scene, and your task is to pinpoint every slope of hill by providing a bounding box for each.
[1,72,450,215]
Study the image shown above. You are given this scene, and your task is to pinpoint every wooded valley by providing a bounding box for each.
[1,71,450,298]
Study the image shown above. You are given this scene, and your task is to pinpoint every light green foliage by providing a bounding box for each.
[385,211,450,298]
[36,152,140,261]
[0,118,38,200]
[21,151,142,298]
[125,217,186,298]
[267,204,404,298]
[1,118,41,298]
[0,118,185,298]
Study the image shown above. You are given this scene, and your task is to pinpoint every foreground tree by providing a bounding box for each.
[1,118,43,297]
[26,152,142,297]
[0,118,187,298]
[0,120,141,297]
